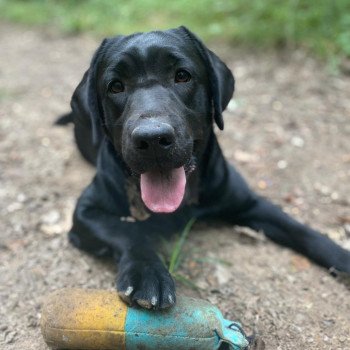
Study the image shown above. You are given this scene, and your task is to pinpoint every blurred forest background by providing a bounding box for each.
[0,0,349,66]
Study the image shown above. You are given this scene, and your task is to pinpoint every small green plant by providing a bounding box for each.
[165,217,201,290]
[168,217,196,274]
[195,256,232,267]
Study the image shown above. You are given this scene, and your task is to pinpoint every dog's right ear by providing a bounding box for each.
[70,38,110,146]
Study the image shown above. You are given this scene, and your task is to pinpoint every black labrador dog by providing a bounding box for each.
[59,26,350,309]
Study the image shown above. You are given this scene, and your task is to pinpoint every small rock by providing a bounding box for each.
[4,330,17,344]
[322,318,336,327]
[40,223,63,235]
[277,160,288,169]
[286,275,296,283]
[227,98,238,112]
[314,182,331,196]
[291,136,305,147]
[16,193,27,202]
[257,180,268,190]
[306,337,314,343]
[326,227,346,241]
[7,202,23,212]
[234,150,259,163]
[330,192,339,200]
[236,226,265,242]
[41,210,60,225]
[214,265,231,285]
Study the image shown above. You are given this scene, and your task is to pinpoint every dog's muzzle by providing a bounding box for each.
[125,119,190,213]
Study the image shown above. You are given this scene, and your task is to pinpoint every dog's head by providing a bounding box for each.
[74,26,234,213]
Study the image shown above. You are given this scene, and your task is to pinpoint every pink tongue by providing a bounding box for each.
[140,167,186,213]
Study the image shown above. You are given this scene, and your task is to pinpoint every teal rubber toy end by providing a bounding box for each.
[215,319,249,350]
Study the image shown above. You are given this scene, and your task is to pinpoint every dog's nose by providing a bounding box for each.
[131,122,175,153]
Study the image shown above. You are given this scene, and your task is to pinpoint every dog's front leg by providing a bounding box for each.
[69,200,176,309]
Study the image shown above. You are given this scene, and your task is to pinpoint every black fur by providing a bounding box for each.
[63,26,350,309]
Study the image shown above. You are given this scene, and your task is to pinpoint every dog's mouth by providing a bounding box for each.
[140,166,186,213]
[138,155,197,214]
[125,139,199,214]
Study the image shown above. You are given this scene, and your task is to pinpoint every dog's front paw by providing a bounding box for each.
[116,259,176,309]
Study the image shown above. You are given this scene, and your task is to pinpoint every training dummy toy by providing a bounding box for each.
[41,288,250,350]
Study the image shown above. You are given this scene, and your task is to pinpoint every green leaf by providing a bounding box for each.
[168,217,196,274]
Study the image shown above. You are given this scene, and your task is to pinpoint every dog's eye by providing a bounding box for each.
[108,80,124,94]
[175,70,191,83]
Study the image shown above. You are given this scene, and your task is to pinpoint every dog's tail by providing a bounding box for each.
[54,111,98,166]
[55,112,73,125]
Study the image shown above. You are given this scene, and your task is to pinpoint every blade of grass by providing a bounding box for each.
[173,273,202,291]
[168,217,196,274]
[157,252,167,267]
[195,256,233,267]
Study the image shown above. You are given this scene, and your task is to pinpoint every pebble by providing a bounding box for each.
[4,330,17,344]
[314,182,331,195]
[41,210,60,225]
[291,136,305,147]
[330,192,339,200]
[7,202,23,212]
[17,193,27,202]
[214,264,231,285]
[257,180,268,190]
[277,160,288,169]
[234,150,259,163]
[40,223,63,235]
[227,98,238,112]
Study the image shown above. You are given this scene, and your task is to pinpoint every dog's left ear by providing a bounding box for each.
[180,26,235,130]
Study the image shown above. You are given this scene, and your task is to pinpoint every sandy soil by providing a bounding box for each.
[0,22,349,349]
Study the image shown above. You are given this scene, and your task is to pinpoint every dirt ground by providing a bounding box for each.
[0,22,350,350]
